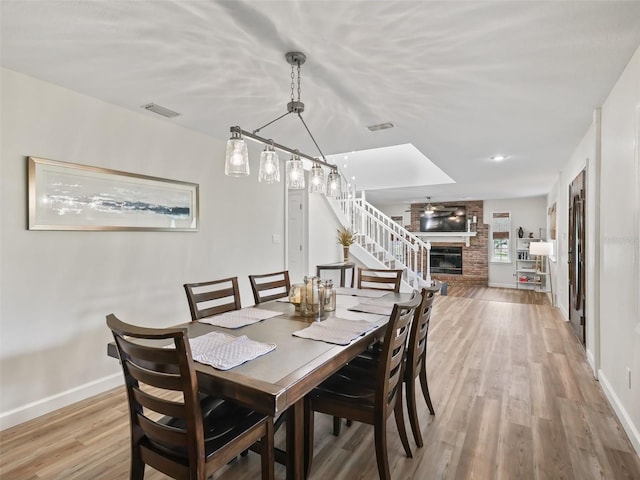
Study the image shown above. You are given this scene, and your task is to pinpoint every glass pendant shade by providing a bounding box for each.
[326,170,341,197]
[286,154,305,190]
[309,163,325,194]
[258,144,280,183]
[224,133,249,177]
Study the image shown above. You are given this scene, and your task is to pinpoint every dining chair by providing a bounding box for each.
[106,313,274,480]
[304,290,421,480]
[248,270,291,304]
[333,284,440,447]
[183,276,241,321]
[357,268,404,292]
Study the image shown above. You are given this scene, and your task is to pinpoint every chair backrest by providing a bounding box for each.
[358,268,403,292]
[405,284,440,382]
[375,290,421,417]
[248,271,291,304]
[106,313,205,477]
[183,276,241,321]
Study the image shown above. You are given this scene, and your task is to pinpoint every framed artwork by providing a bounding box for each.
[28,157,199,231]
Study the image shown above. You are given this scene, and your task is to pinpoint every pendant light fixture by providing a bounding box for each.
[326,168,342,197]
[286,153,305,189]
[258,142,280,183]
[309,163,326,193]
[224,130,250,177]
[224,52,341,194]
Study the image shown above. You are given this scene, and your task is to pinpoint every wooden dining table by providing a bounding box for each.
[107,290,411,480]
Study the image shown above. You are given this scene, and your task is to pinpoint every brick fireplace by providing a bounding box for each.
[409,200,488,286]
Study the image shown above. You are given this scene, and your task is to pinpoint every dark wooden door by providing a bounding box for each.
[568,169,586,345]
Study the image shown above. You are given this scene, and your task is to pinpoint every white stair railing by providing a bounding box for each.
[332,190,432,287]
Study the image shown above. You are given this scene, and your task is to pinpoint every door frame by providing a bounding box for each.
[568,168,586,346]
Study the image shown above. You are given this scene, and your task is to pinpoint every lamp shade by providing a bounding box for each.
[326,170,341,197]
[529,241,553,256]
[286,154,305,189]
[224,134,249,177]
[258,144,280,183]
[309,163,325,193]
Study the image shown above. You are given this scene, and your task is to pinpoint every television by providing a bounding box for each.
[419,206,466,232]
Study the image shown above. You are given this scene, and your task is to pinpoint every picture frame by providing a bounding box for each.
[28,157,199,231]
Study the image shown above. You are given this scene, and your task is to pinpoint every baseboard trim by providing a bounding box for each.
[488,282,516,289]
[0,373,123,431]
[586,349,597,377]
[598,369,640,457]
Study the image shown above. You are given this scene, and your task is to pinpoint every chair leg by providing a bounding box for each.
[333,416,342,436]
[393,388,412,459]
[405,377,424,448]
[374,419,391,480]
[260,418,275,480]
[419,365,435,415]
[130,445,145,480]
[304,399,315,478]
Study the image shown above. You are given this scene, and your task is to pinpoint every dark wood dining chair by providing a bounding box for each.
[357,268,404,292]
[106,313,274,480]
[304,290,421,480]
[402,284,439,446]
[333,285,440,447]
[183,276,241,321]
[248,270,291,304]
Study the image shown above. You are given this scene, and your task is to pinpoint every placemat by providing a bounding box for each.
[334,287,389,298]
[189,331,276,370]
[293,317,376,346]
[199,307,282,329]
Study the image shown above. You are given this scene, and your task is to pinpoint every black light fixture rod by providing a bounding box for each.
[252,111,293,135]
[230,126,337,170]
[297,113,327,162]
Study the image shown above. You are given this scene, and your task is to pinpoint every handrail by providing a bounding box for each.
[334,194,432,286]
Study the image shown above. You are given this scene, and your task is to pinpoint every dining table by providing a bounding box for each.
[107,289,412,480]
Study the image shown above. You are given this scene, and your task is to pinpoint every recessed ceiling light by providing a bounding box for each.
[491,155,508,161]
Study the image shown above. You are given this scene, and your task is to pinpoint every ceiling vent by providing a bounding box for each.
[141,103,181,118]
[367,122,394,132]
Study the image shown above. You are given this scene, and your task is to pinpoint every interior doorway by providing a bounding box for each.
[287,189,307,283]
[568,169,586,346]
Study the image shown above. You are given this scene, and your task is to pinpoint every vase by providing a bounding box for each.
[342,246,350,262]
[518,226,524,238]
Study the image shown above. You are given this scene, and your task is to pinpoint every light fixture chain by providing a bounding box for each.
[297,62,301,101]
[290,64,295,103]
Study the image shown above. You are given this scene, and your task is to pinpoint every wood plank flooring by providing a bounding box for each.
[1,288,639,479]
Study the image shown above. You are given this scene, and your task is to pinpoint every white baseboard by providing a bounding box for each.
[598,369,640,457]
[0,373,123,431]
[488,282,516,289]
[586,349,597,377]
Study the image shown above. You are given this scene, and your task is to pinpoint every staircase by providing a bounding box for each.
[327,188,432,289]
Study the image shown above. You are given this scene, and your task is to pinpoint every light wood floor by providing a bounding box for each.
[2,289,639,479]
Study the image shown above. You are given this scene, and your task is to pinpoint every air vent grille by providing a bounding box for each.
[367,122,394,131]
[141,103,181,118]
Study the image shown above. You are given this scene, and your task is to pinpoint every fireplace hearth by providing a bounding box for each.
[430,246,462,275]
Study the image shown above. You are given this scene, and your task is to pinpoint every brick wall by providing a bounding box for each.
[409,200,488,286]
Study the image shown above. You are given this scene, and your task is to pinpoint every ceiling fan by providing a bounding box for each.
[405,197,445,215]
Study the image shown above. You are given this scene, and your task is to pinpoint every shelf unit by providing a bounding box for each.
[515,237,549,291]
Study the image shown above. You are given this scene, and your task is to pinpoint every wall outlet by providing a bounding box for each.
[272,234,281,244]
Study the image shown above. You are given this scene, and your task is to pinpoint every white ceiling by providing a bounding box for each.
[2,1,640,206]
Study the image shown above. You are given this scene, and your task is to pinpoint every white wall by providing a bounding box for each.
[307,195,345,279]
[484,197,547,288]
[0,69,286,428]
[549,45,640,455]
[597,45,640,454]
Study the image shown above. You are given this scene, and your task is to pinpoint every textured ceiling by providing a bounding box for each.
[2,1,640,206]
